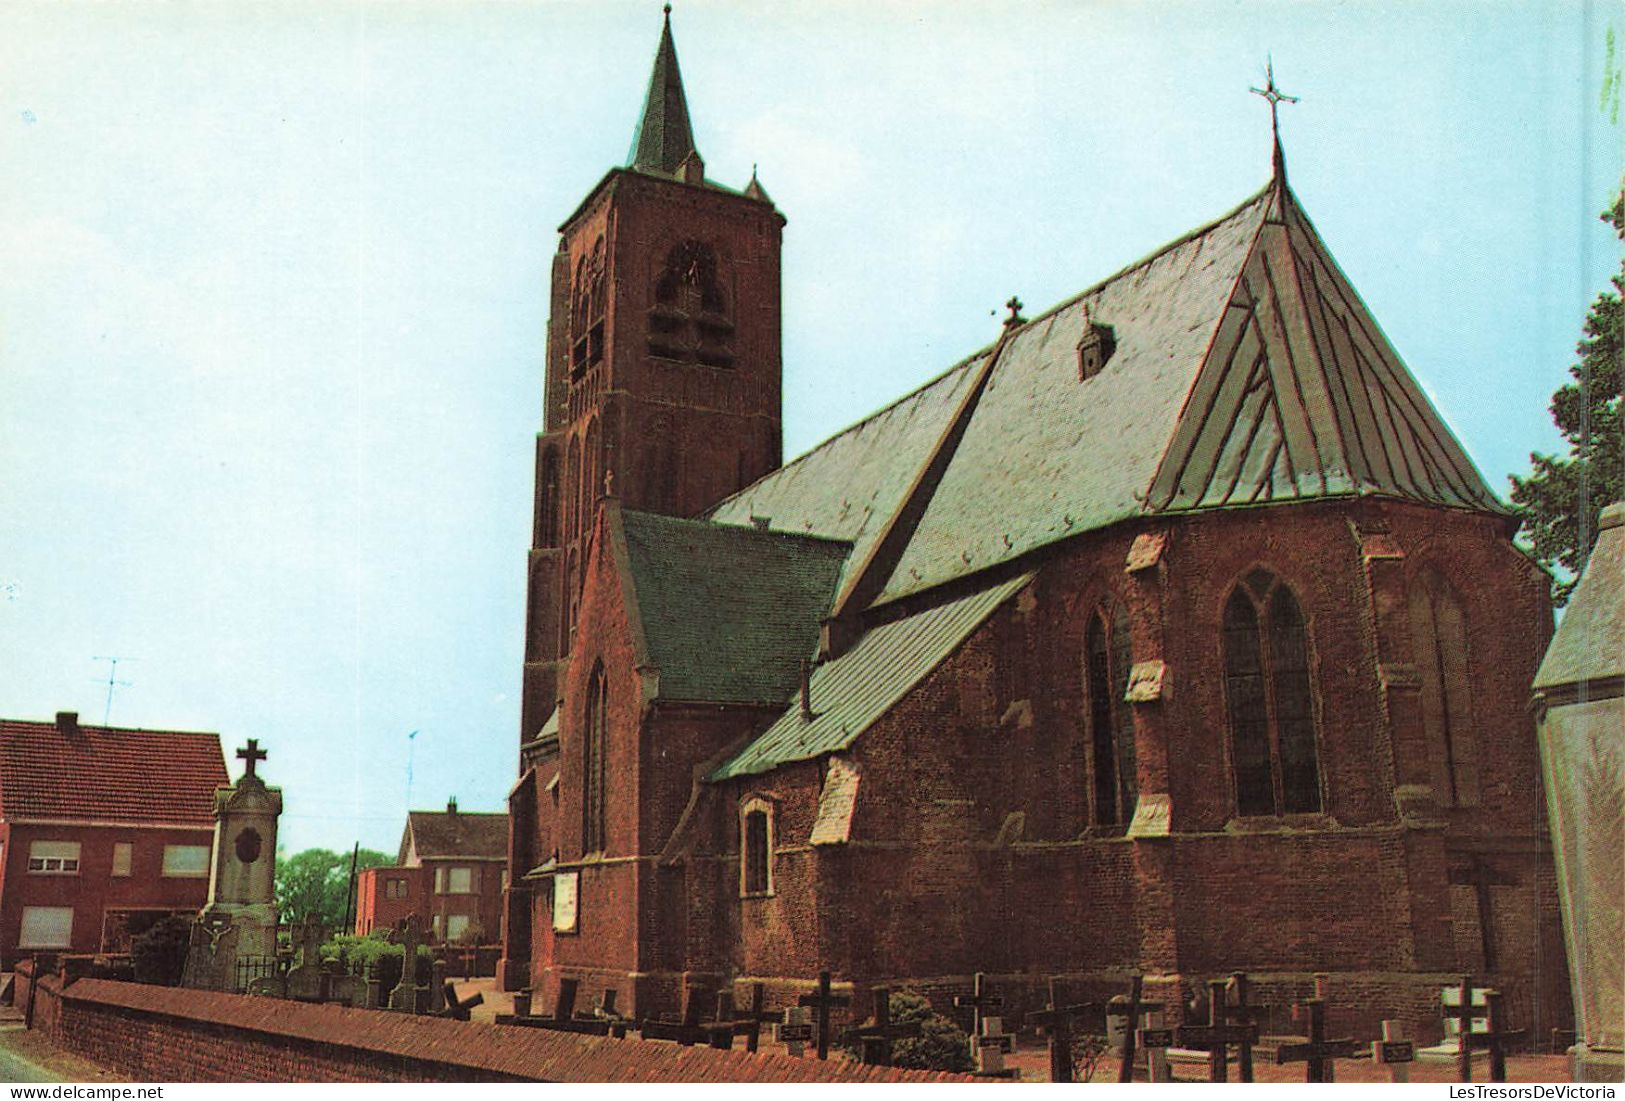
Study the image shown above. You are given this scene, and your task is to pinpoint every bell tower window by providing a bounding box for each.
[570,236,606,382]
[648,240,735,368]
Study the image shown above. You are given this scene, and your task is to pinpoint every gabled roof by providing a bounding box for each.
[710,572,1033,781]
[627,10,698,176]
[0,716,226,824]
[618,510,849,705]
[709,180,1504,610]
[400,810,508,864]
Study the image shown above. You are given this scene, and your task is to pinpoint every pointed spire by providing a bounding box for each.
[628,5,700,177]
[1249,57,1299,184]
[743,163,772,203]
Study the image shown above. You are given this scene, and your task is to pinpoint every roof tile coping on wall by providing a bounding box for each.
[58,979,983,1083]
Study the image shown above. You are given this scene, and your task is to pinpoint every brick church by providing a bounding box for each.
[502,13,1570,1040]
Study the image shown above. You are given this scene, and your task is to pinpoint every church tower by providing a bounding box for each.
[519,10,786,742]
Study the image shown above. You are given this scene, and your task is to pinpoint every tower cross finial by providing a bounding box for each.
[237,738,268,778]
[1249,57,1299,179]
[1004,296,1025,328]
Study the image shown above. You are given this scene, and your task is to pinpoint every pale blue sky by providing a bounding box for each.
[0,2,1618,856]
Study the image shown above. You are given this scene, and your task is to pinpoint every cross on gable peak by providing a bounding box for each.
[1249,56,1300,180]
[236,738,268,778]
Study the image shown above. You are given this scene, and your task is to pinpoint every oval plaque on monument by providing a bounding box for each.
[234,827,262,864]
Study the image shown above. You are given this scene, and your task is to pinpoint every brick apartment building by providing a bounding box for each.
[355,800,505,944]
[0,712,227,968]
[501,13,1570,1041]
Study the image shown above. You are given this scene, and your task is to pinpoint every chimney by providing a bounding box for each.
[447,797,458,815]
[56,711,80,737]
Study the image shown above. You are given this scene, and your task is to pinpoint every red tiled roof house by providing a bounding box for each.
[0,711,228,968]
[355,800,506,945]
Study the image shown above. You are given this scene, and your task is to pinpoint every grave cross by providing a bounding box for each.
[1471,989,1525,1083]
[1174,979,1261,1083]
[1108,974,1151,1083]
[639,984,713,1047]
[236,738,268,778]
[1276,998,1358,1082]
[841,988,922,1067]
[1216,971,1268,1083]
[436,981,485,1021]
[387,915,423,1013]
[719,983,778,1054]
[1443,975,1489,1083]
[953,972,1005,1037]
[1026,978,1105,1083]
[798,971,852,1061]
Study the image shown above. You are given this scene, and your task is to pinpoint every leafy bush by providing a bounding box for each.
[840,990,973,1072]
[320,931,430,991]
[131,915,192,986]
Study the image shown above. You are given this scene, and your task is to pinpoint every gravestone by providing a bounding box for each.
[776,1006,813,1057]
[182,739,282,992]
[387,915,425,1013]
[1533,500,1625,1083]
[970,1014,1017,1077]
[284,923,328,1002]
[1374,1019,1416,1083]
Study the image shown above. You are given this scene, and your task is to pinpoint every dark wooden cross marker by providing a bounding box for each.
[1026,977,1105,1083]
[436,981,485,1021]
[841,987,922,1067]
[1276,998,1357,1082]
[1444,975,1489,1082]
[237,738,268,778]
[1216,971,1268,1083]
[953,972,1005,1038]
[1175,978,1261,1083]
[701,989,777,1052]
[640,984,713,1047]
[519,976,616,1037]
[728,983,779,1054]
[1107,974,1152,1083]
[1472,989,1525,1083]
[797,971,851,1061]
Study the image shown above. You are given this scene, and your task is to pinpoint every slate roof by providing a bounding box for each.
[619,510,850,705]
[709,181,1504,610]
[627,10,698,176]
[0,717,226,824]
[402,810,508,863]
[1535,501,1625,689]
[710,573,1033,781]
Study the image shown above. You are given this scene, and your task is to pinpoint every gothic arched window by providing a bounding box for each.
[582,662,608,855]
[570,237,606,381]
[739,797,773,897]
[648,240,734,368]
[1408,566,1478,806]
[1222,569,1322,816]
[1084,601,1137,826]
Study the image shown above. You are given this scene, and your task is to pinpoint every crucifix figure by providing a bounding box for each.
[1249,57,1299,176]
[237,738,268,779]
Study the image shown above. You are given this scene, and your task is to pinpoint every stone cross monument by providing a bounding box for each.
[182,738,283,991]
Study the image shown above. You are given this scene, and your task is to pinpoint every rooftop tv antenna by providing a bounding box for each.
[92,656,134,725]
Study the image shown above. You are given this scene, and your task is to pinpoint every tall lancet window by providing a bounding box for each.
[1408,566,1478,806]
[1085,602,1138,826]
[570,236,606,381]
[582,662,608,854]
[1222,569,1323,816]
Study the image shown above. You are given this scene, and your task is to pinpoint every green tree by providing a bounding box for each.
[1510,189,1624,605]
[130,915,192,986]
[274,847,391,926]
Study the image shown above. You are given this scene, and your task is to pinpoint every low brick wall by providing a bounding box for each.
[26,973,978,1083]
